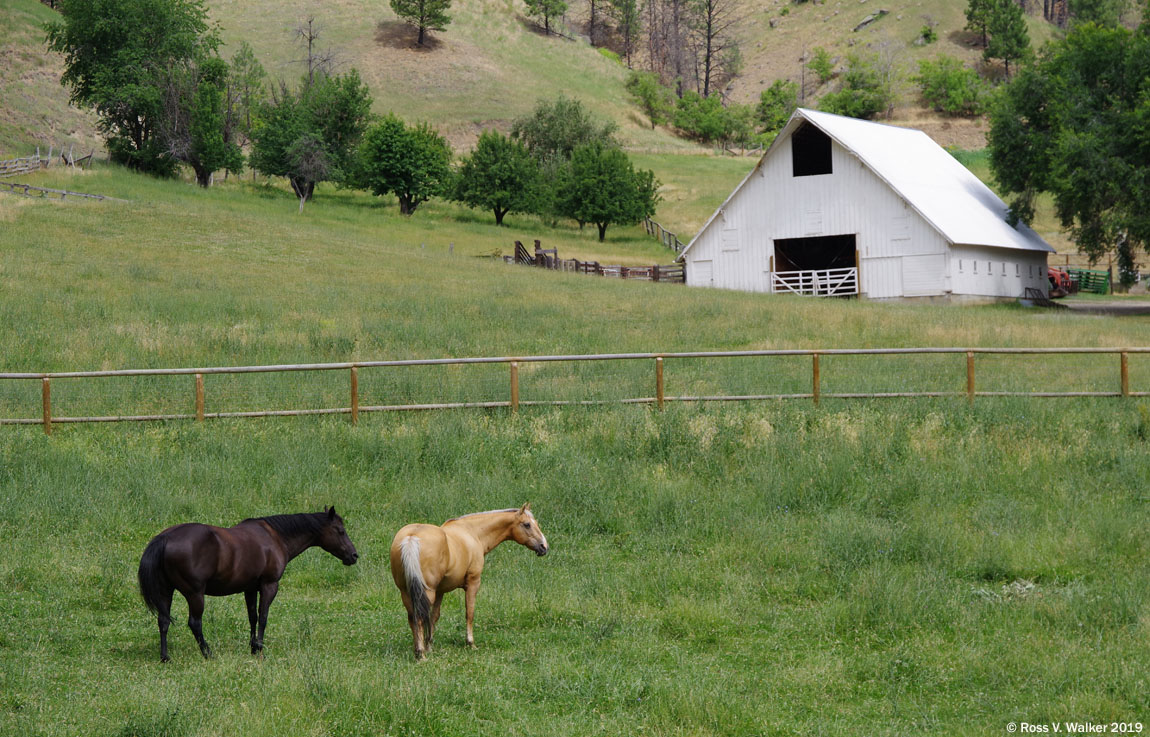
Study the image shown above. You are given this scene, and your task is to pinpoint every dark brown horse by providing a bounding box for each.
[137,507,358,662]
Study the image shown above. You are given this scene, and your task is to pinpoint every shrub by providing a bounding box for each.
[915,56,987,116]
[808,47,835,84]
[818,54,894,120]
[756,79,799,134]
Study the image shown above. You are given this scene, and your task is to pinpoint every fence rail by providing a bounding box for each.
[643,218,686,254]
[506,240,684,283]
[2,347,1146,433]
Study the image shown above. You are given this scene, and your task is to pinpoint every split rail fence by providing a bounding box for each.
[508,240,684,283]
[1,347,1147,434]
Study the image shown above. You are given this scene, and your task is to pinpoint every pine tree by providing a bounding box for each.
[965,0,995,46]
[390,0,452,45]
[984,0,1031,78]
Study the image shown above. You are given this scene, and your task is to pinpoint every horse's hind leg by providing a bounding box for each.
[156,591,174,663]
[427,596,442,652]
[245,590,260,655]
[184,590,212,659]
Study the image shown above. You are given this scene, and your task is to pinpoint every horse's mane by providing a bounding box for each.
[445,508,530,523]
[242,512,326,538]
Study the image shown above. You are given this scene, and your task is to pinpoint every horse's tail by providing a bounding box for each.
[137,532,171,614]
[400,536,431,626]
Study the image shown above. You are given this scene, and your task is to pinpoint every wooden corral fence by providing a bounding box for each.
[0,181,122,202]
[2,347,1146,434]
[507,240,685,283]
[643,218,686,254]
[0,154,43,179]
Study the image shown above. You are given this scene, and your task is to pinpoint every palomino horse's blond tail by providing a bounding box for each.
[400,536,431,628]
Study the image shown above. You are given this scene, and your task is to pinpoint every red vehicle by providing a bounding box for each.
[1048,267,1075,298]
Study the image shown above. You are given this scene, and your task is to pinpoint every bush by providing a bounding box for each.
[673,91,755,146]
[808,47,835,84]
[915,56,987,116]
[756,79,799,134]
[818,54,893,120]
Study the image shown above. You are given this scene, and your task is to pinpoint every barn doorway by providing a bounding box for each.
[772,234,858,296]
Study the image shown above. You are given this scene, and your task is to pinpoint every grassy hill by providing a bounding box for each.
[1,167,1149,736]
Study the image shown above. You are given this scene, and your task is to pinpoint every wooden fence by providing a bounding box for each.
[0,154,42,179]
[507,240,685,283]
[0,181,122,202]
[643,218,686,254]
[1,347,1146,434]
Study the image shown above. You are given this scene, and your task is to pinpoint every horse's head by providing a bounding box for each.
[509,503,549,556]
[318,507,359,565]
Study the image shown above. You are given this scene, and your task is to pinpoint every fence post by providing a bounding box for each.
[42,377,51,436]
[812,353,820,405]
[656,357,665,411]
[1120,352,1129,398]
[350,367,359,424]
[510,361,519,414]
[195,373,205,421]
[966,351,975,404]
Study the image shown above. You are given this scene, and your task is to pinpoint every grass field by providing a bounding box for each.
[2,164,1150,736]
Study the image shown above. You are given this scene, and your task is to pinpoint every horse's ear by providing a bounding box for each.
[327,506,337,519]
[519,502,531,515]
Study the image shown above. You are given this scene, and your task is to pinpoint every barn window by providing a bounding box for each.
[792,123,833,177]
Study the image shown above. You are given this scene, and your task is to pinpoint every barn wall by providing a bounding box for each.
[686,135,952,299]
[950,245,1050,298]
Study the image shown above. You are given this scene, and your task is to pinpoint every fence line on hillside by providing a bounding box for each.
[0,181,123,202]
[506,240,685,283]
[1,347,1146,434]
[643,218,686,254]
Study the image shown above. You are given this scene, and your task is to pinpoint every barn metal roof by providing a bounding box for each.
[682,108,1054,257]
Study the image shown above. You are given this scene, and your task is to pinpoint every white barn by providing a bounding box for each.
[682,108,1054,301]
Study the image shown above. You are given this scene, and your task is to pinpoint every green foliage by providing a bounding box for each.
[818,54,893,120]
[225,42,267,153]
[989,23,1150,283]
[607,0,641,65]
[625,71,674,129]
[45,0,218,176]
[965,0,994,45]
[672,91,754,146]
[524,0,567,34]
[756,79,799,134]
[249,70,373,210]
[984,0,1031,77]
[510,96,618,167]
[918,24,938,44]
[357,114,453,215]
[389,0,452,45]
[915,56,988,116]
[555,141,660,240]
[1070,0,1131,26]
[807,47,835,84]
[453,130,542,225]
[182,58,244,186]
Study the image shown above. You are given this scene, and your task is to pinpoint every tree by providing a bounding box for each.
[525,0,567,34]
[984,0,1031,77]
[454,131,542,225]
[225,41,268,177]
[46,0,218,176]
[160,57,244,187]
[555,141,660,241]
[989,23,1150,287]
[756,79,799,135]
[689,0,742,97]
[390,0,452,45]
[357,115,452,215]
[626,71,675,128]
[608,0,641,66]
[249,70,373,211]
[915,56,988,116]
[818,54,894,120]
[965,0,995,46]
[510,96,618,166]
[1070,0,1131,26]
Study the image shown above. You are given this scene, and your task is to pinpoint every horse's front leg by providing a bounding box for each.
[245,590,260,655]
[255,581,279,654]
[464,578,481,648]
[185,590,212,659]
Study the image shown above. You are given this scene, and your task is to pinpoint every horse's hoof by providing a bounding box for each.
[160,655,171,663]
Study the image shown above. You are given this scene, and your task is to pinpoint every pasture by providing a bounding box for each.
[1,165,1149,735]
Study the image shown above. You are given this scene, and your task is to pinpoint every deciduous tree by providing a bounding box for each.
[356,115,452,215]
[453,131,541,225]
[554,141,660,241]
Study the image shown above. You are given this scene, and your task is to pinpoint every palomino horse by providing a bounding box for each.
[389,503,548,660]
[137,507,358,662]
